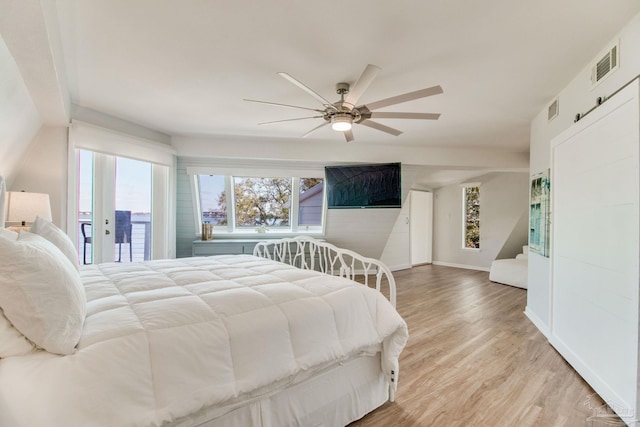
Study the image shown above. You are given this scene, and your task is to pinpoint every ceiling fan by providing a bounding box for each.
[244,64,443,142]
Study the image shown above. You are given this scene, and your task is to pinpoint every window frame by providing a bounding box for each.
[461,182,481,250]
[191,173,325,237]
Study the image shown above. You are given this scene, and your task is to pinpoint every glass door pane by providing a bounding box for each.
[77,150,94,265]
[114,157,152,262]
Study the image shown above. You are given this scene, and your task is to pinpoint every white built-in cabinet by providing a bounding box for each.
[550,78,639,425]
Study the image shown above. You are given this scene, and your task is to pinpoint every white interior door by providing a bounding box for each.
[410,190,433,265]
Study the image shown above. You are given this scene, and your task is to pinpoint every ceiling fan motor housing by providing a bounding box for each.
[336,82,350,95]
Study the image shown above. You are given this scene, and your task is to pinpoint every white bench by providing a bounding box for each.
[489,245,528,289]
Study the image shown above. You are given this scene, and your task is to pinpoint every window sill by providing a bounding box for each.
[199,230,324,240]
[461,247,481,252]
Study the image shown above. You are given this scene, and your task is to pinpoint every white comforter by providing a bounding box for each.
[0,255,408,427]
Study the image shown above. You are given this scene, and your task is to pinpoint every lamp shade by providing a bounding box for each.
[5,191,52,226]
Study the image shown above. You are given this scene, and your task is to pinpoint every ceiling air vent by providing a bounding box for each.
[591,42,619,87]
[548,98,559,121]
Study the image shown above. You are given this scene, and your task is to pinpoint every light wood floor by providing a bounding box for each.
[351,264,622,427]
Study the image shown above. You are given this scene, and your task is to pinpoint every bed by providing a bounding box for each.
[0,219,408,427]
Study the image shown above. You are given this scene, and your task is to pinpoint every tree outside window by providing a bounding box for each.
[463,185,480,249]
[233,177,291,227]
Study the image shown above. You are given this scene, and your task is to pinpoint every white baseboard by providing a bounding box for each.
[526,308,636,425]
[549,334,636,426]
[524,307,550,339]
[388,263,412,272]
[432,261,490,272]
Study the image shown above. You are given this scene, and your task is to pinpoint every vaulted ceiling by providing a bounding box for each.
[3,0,640,187]
[52,0,640,150]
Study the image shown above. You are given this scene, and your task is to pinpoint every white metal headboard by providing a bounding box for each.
[253,236,397,307]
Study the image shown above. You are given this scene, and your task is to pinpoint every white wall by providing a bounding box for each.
[0,31,67,226]
[527,12,640,335]
[326,208,401,259]
[432,172,529,270]
[10,126,68,227]
[0,2,72,226]
[0,34,42,185]
[72,105,171,146]
[330,164,417,261]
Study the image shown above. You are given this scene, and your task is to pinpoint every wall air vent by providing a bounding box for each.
[548,98,559,121]
[590,41,619,87]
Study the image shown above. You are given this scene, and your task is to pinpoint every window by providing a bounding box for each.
[196,174,324,234]
[298,178,324,227]
[198,175,227,226]
[462,184,480,249]
[234,177,291,228]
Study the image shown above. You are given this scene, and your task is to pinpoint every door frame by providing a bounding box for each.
[67,121,177,263]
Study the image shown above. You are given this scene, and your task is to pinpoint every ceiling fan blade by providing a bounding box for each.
[278,72,336,109]
[344,129,355,142]
[359,119,403,136]
[302,121,330,138]
[363,85,443,111]
[244,99,325,113]
[259,116,324,125]
[343,64,381,110]
[369,112,441,120]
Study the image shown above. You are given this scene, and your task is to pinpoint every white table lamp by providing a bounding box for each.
[5,191,52,228]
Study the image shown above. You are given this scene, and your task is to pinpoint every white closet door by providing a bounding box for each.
[550,79,639,423]
[410,190,433,265]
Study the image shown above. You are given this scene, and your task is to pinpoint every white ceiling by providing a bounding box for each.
[1,1,637,189]
[52,0,640,153]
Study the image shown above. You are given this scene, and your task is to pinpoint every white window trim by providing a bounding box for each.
[186,165,324,179]
[71,120,175,166]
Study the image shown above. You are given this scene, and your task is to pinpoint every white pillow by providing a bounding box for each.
[0,232,86,355]
[0,308,36,358]
[0,228,18,241]
[30,216,79,271]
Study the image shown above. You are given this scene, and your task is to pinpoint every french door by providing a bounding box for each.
[67,121,175,265]
[76,150,153,264]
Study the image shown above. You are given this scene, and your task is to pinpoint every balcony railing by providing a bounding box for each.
[78,217,151,264]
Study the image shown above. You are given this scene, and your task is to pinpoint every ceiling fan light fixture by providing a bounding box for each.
[331,114,352,131]
[247,65,443,142]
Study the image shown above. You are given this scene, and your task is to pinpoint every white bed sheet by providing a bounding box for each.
[0,255,407,427]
